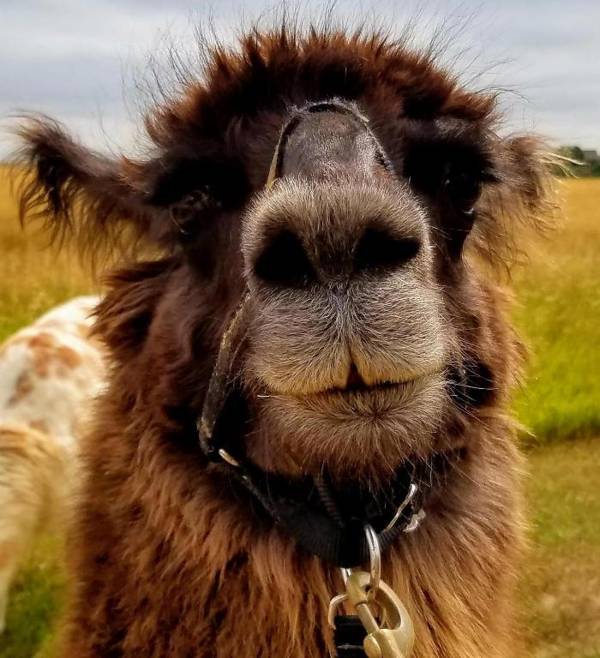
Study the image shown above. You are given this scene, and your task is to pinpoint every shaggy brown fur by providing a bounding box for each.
[14,23,555,658]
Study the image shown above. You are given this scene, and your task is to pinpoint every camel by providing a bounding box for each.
[0,296,104,633]
[14,22,554,658]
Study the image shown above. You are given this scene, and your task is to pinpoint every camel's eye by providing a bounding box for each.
[403,139,497,214]
[147,154,249,238]
[442,167,483,215]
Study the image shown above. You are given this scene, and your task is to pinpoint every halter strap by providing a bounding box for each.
[265,98,395,190]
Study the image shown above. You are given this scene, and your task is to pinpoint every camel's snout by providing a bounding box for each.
[243,103,428,291]
[240,103,443,399]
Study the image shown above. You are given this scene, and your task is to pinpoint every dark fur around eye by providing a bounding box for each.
[403,139,497,210]
[148,155,249,213]
[443,168,482,212]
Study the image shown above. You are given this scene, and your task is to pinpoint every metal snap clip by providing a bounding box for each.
[328,525,415,658]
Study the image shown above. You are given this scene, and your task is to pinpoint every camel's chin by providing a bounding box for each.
[248,372,448,480]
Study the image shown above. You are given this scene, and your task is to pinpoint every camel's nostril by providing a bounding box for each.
[354,227,421,274]
[253,230,317,288]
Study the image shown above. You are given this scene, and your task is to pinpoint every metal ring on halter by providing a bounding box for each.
[364,524,381,597]
[382,482,418,533]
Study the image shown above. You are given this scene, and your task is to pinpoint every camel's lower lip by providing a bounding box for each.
[257,371,447,428]
[254,369,446,412]
[309,380,410,404]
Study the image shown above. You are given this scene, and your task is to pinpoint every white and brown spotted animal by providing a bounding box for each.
[0,296,105,633]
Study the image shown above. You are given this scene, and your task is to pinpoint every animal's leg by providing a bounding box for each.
[0,541,21,634]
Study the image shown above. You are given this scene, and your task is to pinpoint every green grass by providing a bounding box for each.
[521,439,600,657]
[0,168,598,656]
[513,179,600,443]
[0,537,65,658]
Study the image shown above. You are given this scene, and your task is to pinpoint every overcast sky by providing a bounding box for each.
[1,0,599,157]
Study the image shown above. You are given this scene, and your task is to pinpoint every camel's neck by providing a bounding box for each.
[62,411,523,658]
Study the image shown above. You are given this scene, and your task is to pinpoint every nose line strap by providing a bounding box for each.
[197,290,251,460]
[265,99,395,190]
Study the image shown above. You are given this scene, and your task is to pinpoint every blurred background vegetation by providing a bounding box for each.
[556,146,600,178]
[0,167,598,657]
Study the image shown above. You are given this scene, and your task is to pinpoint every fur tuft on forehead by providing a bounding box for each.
[145,25,498,150]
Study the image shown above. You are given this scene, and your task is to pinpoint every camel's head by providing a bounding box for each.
[241,101,450,478]
[15,27,554,484]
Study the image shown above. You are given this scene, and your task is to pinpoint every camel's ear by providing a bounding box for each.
[15,117,249,262]
[14,117,175,262]
[471,134,558,268]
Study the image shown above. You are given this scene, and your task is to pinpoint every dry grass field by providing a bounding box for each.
[0,166,598,657]
[0,169,95,344]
